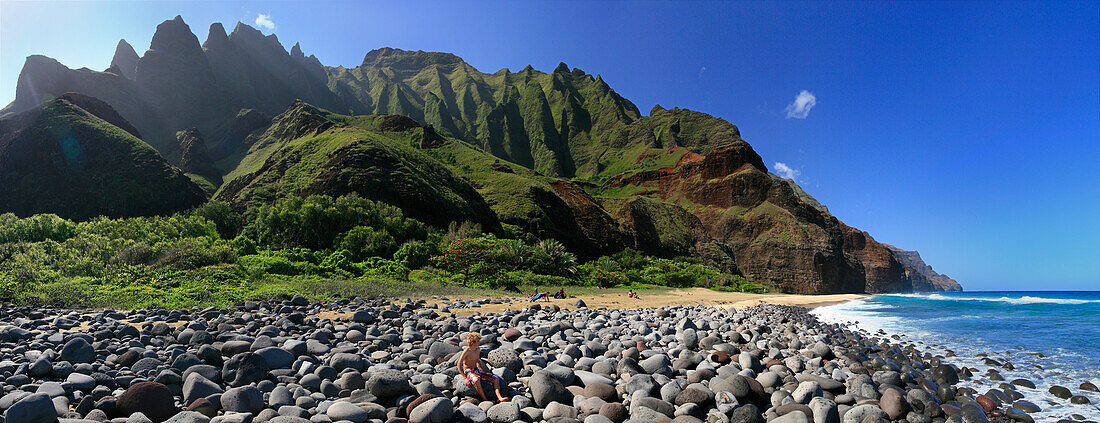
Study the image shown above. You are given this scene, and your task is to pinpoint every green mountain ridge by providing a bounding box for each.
[215,102,502,232]
[0,16,961,293]
[0,93,206,219]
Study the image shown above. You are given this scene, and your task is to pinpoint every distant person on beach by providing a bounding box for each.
[530,291,550,302]
[458,332,508,402]
[554,288,566,299]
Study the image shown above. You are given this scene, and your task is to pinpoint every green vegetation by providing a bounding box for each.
[0,94,207,220]
[215,107,501,231]
[0,193,764,308]
[330,49,644,179]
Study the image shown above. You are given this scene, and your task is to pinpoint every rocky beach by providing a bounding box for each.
[0,294,1084,423]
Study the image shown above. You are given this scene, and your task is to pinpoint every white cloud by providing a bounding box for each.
[784,90,816,119]
[698,66,707,78]
[774,162,800,181]
[255,13,276,32]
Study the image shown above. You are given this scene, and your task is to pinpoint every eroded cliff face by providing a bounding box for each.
[174,128,221,186]
[600,138,956,293]
[885,244,964,292]
[842,225,912,294]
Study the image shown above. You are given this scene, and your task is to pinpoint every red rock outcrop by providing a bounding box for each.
[602,138,955,293]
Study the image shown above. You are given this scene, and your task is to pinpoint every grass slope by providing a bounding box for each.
[0,95,206,220]
[216,102,501,231]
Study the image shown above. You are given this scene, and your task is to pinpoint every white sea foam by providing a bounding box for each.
[811,297,1100,420]
[882,293,1098,305]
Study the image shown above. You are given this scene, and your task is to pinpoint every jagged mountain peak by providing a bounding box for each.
[3,55,71,114]
[148,15,200,52]
[114,39,137,55]
[22,53,63,69]
[230,21,279,43]
[227,21,287,57]
[204,22,229,49]
[109,39,139,79]
[230,21,258,36]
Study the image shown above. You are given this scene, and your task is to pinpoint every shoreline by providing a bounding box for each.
[1,292,1067,422]
[812,294,1100,421]
[439,287,868,315]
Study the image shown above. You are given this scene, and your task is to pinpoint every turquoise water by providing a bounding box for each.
[813,291,1100,420]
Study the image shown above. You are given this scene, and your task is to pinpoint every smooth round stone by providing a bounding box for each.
[367,369,413,398]
[66,372,97,391]
[222,386,264,413]
[585,414,614,423]
[408,397,453,423]
[1005,407,1034,423]
[575,370,613,387]
[269,386,293,408]
[879,389,909,419]
[131,357,163,374]
[183,373,223,404]
[1048,385,1072,399]
[530,370,572,407]
[487,401,520,423]
[255,347,294,369]
[1070,395,1091,404]
[599,402,628,423]
[757,372,780,388]
[791,381,822,404]
[37,382,66,398]
[164,411,208,423]
[118,382,176,422]
[327,401,370,423]
[712,375,751,398]
[223,352,270,387]
[6,393,57,423]
[808,397,839,423]
[543,401,578,419]
[60,337,96,364]
[456,402,488,423]
[841,403,886,423]
[932,365,960,386]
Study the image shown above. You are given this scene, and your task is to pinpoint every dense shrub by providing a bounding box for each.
[190,201,242,239]
[0,213,76,243]
[0,194,767,307]
[394,239,439,269]
[244,194,429,251]
[338,226,397,260]
[151,237,237,270]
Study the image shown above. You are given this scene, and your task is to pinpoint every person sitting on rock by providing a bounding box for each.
[458,332,508,402]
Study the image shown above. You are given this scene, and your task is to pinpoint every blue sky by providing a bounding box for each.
[2,1,1098,290]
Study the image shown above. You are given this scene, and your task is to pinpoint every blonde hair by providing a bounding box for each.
[467,332,482,345]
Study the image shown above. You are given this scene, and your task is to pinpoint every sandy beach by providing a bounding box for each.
[443,287,867,315]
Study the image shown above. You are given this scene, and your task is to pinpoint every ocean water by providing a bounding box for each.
[812,291,1100,420]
